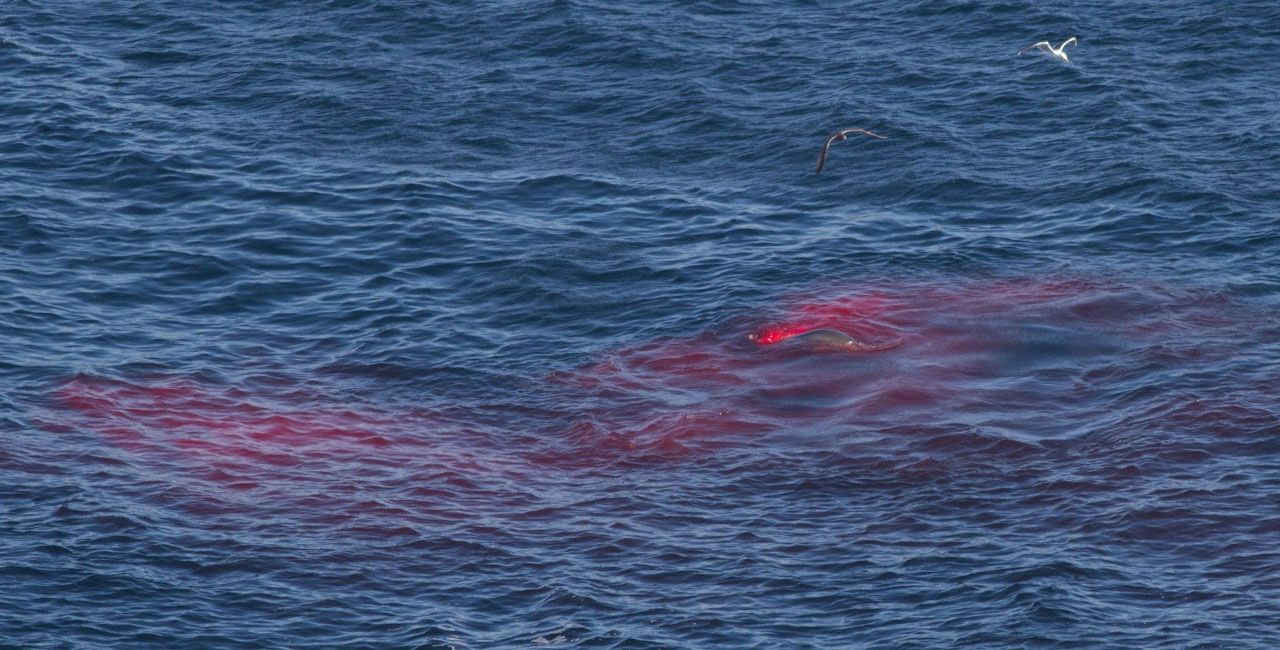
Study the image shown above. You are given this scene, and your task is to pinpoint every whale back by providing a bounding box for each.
[778,328,901,352]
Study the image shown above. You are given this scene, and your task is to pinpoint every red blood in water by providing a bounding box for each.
[51,276,1251,475]
[751,324,813,345]
[547,275,1250,461]
[56,375,407,470]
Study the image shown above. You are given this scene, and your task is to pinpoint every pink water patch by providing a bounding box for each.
[52,373,526,493]
[553,275,1245,457]
[52,276,1248,474]
[59,375,394,455]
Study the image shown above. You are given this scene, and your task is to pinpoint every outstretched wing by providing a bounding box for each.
[817,129,885,174]
[840,128,887,140]
[816,136,835,174]
[1061,36,1078,49]
[1018,41,1051,55]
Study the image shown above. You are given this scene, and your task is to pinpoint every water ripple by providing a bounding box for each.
[3,0,1280,647]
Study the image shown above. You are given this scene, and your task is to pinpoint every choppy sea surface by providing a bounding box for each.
[4,1,1280,647]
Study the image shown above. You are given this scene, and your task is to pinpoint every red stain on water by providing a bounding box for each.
[53,374,469,487]
[751,324,812,345]
[51,276,1254,475]
[546,275,1253,461]
[749,290,909,346]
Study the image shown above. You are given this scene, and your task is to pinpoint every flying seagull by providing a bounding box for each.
[815,128,887,174]
[1019,37,1078,63]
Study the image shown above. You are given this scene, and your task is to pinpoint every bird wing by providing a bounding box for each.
[1061,37,1078,49]
[817,129,885,173]
[1018,41,1051,54]
[840,128,887,140]
[816,137,834,174]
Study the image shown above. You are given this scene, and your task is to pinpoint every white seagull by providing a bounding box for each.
[816,128,887,174]
[1019,37,1078,63]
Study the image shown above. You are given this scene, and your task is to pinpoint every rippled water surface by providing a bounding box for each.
[4,1,1280,647]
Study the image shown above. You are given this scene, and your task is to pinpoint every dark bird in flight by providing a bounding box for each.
[816,128,887,174]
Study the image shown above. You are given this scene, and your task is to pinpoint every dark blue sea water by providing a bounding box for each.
[4,1,1280,647]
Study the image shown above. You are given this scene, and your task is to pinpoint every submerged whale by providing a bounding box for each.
[750,328,901,352]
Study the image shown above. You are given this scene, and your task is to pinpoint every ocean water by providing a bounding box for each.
[3,1,1279,647]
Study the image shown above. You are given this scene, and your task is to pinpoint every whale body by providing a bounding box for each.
[752,327,901,352]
